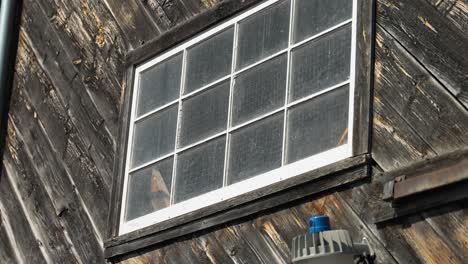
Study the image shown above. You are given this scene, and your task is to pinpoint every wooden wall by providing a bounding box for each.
[0,0,466,263]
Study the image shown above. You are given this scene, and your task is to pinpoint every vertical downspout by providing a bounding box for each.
[0,0,22,152]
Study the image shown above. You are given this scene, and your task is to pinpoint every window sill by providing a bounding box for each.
[104,154,371,259]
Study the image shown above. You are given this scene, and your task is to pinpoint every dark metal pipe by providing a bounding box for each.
[0,0,21,151]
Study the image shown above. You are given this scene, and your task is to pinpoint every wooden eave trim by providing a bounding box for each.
[105,154,371,259]
[376,148,468,223]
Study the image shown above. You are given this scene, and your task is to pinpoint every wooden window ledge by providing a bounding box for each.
[104,154,371,259]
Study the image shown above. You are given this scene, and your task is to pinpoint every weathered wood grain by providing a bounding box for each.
[7,87,105,261]
[108,65,135,238]
[400,213,465,264]
[0,212,20,264]
[0,166,48,263]
[422,202,468,262]
[35,0,126,137]
[426,0,468,34]
[377,0,468,108]
[139,0,217,31]
[373,24,468,164]
[352,0,375,156]
[101,0,161,48]
[14,34,110,236]
[21,0,116,187]
[3,131,80,263]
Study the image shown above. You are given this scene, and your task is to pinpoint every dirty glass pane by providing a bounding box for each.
[289,25,351,102]
[179,81,230,147]
[174,137,226,203]
[293,0,353,43]
[125,157,173,221]
[131,105,178,168]
[185,27,234,94]
[286,85,349,164]
[236,0,290,70]
[232,54,287,126]
[136,53,182,117]
[228,113,283,185]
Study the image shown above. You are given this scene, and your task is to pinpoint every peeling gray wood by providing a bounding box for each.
[14,35,110,235]
[0,167,48,264]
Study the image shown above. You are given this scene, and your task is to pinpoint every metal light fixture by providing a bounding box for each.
[292,216,375,264]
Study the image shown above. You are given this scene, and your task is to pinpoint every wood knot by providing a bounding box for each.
[230,247,237,256]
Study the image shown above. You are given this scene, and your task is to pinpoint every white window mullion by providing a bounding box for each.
[223,22,239,187]
[169,49,188,206]
[281,0,295,165]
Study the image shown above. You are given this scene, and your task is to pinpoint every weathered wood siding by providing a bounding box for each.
[0,0,466,263]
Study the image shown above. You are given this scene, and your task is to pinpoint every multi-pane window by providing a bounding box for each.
[121,0,356,234]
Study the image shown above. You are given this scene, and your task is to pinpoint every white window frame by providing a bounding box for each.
[119,0,358,235]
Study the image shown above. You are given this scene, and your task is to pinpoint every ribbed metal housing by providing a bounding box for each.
[292,230,356,263]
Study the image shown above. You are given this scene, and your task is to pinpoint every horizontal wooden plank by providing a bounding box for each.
[375,180,468,223]
[105,155,370,258]
[385,147,468,179]
[393,149,468,199]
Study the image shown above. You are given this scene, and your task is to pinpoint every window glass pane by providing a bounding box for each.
[293,0,353,43]
[179,81,230,147]
[125,158,173,221]
[286,85,349,164]
[174,137,226,203]
[236,0,290,70]
[289,25,351,102]
[232,54,287,126]
[136,54,182,117]
[131,105,178,168]
[185,27,234,94]
[228,113,283,185]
